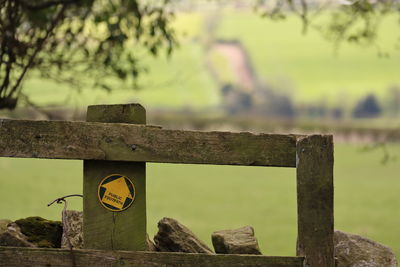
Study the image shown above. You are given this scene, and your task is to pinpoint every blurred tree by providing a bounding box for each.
[1,0,399,110]
[385,85,400,117]
[353,93,382,118]
[0,0,176,109]
[331,107,343,120]
[256,0,400,50]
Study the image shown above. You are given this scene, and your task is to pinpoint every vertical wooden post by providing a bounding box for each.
[296,135,334,267]
[83,104,147,251]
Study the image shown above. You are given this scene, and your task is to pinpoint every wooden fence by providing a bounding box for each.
[0,104,334,266]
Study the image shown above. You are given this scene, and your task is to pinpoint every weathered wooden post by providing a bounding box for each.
[83,104,147,250]
[0,110,336,266]
[296,135,334,267]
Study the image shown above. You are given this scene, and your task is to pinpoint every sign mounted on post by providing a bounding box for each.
[98,174,136,212]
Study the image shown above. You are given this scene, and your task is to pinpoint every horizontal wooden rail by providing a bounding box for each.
[0,119,298,167]
[0,247,305,267]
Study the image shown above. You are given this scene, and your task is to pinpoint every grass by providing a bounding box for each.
[23,12,219,110]
[217,11,400,106]
[18,11,400,111]
[1,144,399,259]
[23,43,219,110]
[2,8,400,260]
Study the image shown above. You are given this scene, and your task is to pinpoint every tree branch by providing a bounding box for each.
[19,0,79,10]
[6,4,68,99]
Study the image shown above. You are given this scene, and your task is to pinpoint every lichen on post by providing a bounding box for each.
[296,135,334,267]
[83,104,147,251]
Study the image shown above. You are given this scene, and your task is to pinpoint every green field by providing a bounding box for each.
[19,10,400,110]
[1,144,399,259]
[22,13,220,110]
[217,12,400,105]
[2,7,400,262]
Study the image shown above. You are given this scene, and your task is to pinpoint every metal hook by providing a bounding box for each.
[47,194,83,212]
[47,194,83,267]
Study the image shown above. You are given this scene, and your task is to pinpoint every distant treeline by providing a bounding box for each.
[220,83,400,120]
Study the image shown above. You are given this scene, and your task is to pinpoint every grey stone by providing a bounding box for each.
[334,230,398,267]
[212,226,262,255]
[0,220,35,247]
[154,217,214,254]
[0,219,12,233]
[61,210,83,249]
[146,234,157,251]
[60,210,157,251]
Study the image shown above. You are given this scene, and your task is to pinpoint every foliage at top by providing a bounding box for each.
[0,0,176,109]
[1,0,400,110]
[256,0,400,49]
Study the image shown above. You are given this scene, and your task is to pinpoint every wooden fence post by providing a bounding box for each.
[83,104,147,251]
[296,135,334,267]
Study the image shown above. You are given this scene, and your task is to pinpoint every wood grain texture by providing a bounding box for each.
[296,135,334,267]
[83,104,147,251]
[0,246,305,267]
[86,104,146,124]
[0,119,297,167]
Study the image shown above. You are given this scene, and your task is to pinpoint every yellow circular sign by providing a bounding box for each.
[98,174,136,212]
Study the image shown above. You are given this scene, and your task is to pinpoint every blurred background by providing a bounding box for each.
[0,0,399,259]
